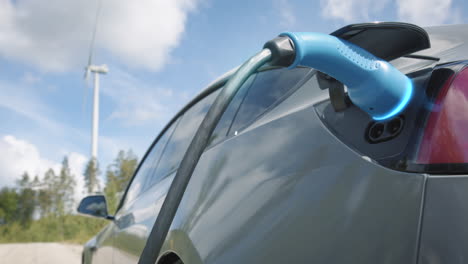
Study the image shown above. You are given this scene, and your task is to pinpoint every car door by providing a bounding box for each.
[112,90,219,264]
[90,223,117,264]
[158,66,425,263]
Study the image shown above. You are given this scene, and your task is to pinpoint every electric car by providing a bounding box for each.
[78,22,468,264]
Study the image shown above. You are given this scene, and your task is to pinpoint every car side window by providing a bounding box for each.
[147,90,219,187]
[123,119,178,204]
[208,75,255,146]
[228,67,311,135]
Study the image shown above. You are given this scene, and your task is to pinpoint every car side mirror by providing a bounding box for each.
[77,195,114,220]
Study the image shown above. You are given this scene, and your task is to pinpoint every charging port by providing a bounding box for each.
[367,116,404,143]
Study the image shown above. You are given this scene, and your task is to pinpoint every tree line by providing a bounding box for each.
[0,150,138,243]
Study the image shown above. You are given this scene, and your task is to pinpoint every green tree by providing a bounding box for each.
[17,172,31,189]
[32,175,40,187]
[56,156,76,215]
[104,150,138,214]
[46,156,77,239]
[0,187,19,224]
[16,172,36,226]
[104,168,119,214]
[38,169,56,217]
[84,157,100,194]
[37,189,52,218]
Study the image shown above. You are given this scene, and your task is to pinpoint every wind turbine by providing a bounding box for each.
[84,0,107,160]
[84,64,108,159]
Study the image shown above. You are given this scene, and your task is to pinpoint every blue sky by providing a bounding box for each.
[0,0,467,197]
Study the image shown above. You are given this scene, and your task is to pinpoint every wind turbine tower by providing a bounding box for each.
[87,64,108,159]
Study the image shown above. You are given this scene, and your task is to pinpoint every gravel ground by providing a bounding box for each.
[0,243,82,264]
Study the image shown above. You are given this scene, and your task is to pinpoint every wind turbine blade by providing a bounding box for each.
[86,0,103,67]
[84,66,90,80]
[83,0,102,121]
[82,71,91,119]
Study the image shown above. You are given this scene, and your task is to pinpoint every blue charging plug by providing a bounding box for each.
[280,32,413,120]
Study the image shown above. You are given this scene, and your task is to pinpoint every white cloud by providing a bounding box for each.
[274,0,297,28]
[396,0,461,26]
[0,135,59,187]
[0,0,198,72]
[320,0,389,23]
[21,72,41,85]
[320,0,460,25]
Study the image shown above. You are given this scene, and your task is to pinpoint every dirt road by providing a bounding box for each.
[0,243,82,264]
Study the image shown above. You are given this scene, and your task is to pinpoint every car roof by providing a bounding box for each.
[392,24,468,73]
[421,24,468,60]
